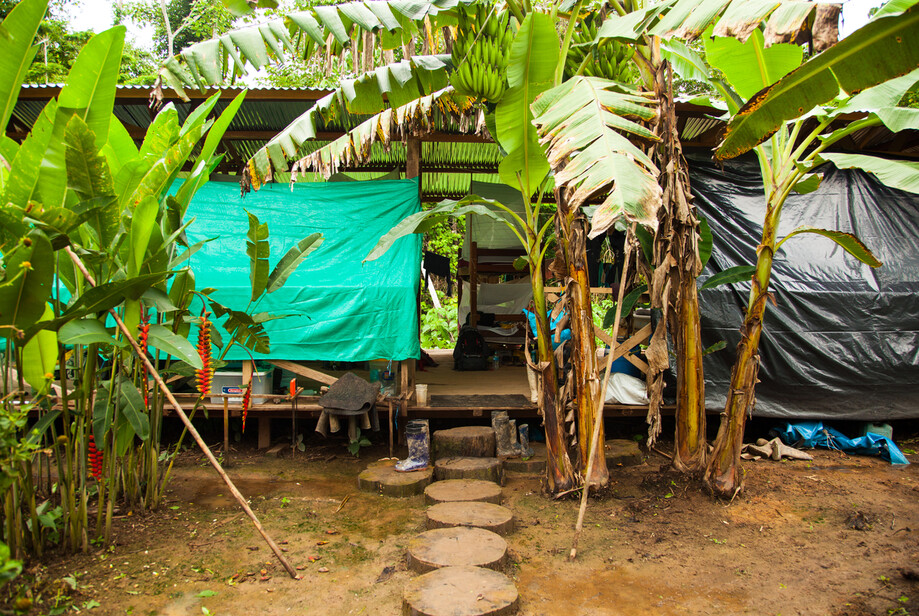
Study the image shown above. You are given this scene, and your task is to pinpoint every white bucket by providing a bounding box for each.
[415,383,429,406]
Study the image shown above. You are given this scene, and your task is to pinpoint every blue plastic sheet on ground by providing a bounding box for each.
[773,422,910,465]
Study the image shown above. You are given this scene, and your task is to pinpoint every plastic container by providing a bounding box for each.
[415,383,429,406]
[491,352,500,371]
[858,422,893,440]
[369,359,388,383]
[210,368,274,404]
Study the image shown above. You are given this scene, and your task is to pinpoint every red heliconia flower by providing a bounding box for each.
[241,381,252,433]
[138,310,151,408]
[87,435,103,481]
[195,311,213,397]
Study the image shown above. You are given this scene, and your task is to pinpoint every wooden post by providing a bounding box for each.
[469,241,478,327]
[404,136,422,404]
[258,417,271,450]
[223,397,230,462]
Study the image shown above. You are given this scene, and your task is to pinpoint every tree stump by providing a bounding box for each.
[424,479,502,505]
[357,460,433,497]
[406,527,508,573]
[402,565,519,616]
[434,457,504,485]
[503,442,546,474]
[604,439,644,467]
[426,501,515,536]
[432,426,496,459]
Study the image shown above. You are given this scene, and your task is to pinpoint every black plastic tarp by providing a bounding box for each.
[688,152,919,420]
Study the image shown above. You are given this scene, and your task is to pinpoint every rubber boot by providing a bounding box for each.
[526,366,538,403]
[508,419,522,456]
[519,423,534,459]
[492,411,518,458]
[395,420,430,472]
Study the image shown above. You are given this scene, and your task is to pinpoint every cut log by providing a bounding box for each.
[402,565,519,616]
[424,479,502,506]
[426,501,515,536]
[504,442,546,474]
[357,460,433,497]
[432,426,496,459]
[406,527,507,573]
[604,439,644,467]
[434,457,504,485]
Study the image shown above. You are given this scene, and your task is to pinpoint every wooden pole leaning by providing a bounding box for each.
[65,247,299,580]
[569,224,636,561]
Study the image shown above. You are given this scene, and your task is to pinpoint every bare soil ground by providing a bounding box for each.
[3,426,918,616]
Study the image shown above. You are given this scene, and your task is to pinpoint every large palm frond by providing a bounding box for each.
[532,76,661,233]
[159,0,468,100]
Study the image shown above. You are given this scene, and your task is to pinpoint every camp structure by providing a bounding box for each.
[8,83,919,449]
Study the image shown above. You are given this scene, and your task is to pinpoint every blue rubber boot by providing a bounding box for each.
[395,420,430,472]
[519,423,534,459]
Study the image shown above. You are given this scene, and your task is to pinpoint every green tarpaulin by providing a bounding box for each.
[183,178,422,361]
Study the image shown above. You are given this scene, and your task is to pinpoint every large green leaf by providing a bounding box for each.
[494,13,559,198]
[699,265,756,290]
[531,77,660,235]
[20,304,56,394]
[660,39,710,83]
[775,226,883,267]
[64,115,115,202]
[174,90,248,213]
[209,300,271,354]
[61,272,169,320]
[266,233,323,294]
[0,0,46,131]
[717,7,919,159]
[118,381,150,441]
[92,389,113,445]
[832,67,919,115]
[3,99,57,210]
[704,30,802,100]
[58,318,123,348]
[246,210,270,301]
[365,196,516,262]
[146,323,204,369]
[0,231,54,338]
[39,27,125,209]
[129,196,160,277]
[819,154,919,195]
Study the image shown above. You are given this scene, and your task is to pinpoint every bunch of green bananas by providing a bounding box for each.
[450,4,513,102]
[564,13,636,82]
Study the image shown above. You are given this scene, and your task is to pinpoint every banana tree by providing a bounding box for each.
[158,0,855,488]
[694,4,919,496]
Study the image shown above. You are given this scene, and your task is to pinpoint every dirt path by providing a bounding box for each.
[3,435,918,616]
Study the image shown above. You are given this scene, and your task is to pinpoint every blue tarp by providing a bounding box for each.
[183,178,422,361]
[774,421,910,465]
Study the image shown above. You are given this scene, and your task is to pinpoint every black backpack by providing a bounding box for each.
[453,325,489,371]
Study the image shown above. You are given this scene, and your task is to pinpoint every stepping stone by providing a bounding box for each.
[424,479,502,505]
[357,460,433,497]
[504,442,546,474]
[426,501,515,536]
[403,565,519,616]
[604,439,644,467]
[432,426,496,459]
[435,457,504,485]
[406,527,508,573]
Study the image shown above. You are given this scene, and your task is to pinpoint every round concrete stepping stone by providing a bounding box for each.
[403,565,519,616]
[426,501,515,536]
[357,460,433,497]
[604,439,644,467]
[435,457,504,485]
[433,426,496,459]
[504,442,546,474]
[424,479,502,505]
[406,527,508,573]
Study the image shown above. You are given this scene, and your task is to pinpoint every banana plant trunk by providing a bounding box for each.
[529,252,577,494]
[554,188,608,489]
[646,55,708,473]
[705,202,780,496]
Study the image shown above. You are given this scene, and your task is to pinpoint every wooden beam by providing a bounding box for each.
[268,360,337,386]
